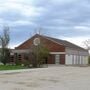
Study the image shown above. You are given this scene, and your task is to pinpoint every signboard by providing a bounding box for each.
[33,38,40,46]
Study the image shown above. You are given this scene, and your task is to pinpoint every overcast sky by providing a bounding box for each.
[0,0,90,48]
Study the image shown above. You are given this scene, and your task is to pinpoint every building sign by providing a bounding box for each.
[33,38,40,46]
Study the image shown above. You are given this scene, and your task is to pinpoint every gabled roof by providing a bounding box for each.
[16,34,88,52]
[40,34,87,51]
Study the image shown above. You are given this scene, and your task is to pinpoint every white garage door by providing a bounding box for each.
[74,55,76,64]
[66,55,88,65]
[66,55,73,65]
[82,56,88,65]
[80,56,82,64]
[85,56,88,64]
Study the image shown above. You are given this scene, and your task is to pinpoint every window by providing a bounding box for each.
[18,54,22,61]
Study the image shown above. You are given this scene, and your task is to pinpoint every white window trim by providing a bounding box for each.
[50,52,65,54]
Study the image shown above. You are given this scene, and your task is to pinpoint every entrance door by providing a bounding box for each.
[55,54,60,64]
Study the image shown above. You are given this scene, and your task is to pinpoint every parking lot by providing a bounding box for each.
[0,66,90,90]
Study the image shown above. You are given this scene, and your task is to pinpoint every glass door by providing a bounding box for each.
[55,54,60,64]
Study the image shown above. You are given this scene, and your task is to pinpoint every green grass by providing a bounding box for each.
[0,65,26,70]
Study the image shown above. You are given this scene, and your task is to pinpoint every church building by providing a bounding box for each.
[10,34,89,65]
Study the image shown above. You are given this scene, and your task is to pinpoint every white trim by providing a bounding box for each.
[11,50,29,53]
[10,53,14,55]
[50,52,65,54]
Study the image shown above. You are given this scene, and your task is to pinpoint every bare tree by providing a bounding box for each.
[0,26,10,65]
[83,39,90,64]
[83,39,90,51]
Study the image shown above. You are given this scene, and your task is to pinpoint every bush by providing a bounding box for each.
[23,60,31,68]
[15,59,21,65]
[0,48,10,65]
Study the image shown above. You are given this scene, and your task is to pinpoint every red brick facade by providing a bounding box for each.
[48,54,55,64]
[60,54,65,64]
[16,34,65,52]
[14,34,65,64]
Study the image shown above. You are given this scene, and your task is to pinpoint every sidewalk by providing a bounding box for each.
[0,67,48,75]
[0,69,32,75]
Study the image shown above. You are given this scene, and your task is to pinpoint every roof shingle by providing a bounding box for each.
[42,35,87,51]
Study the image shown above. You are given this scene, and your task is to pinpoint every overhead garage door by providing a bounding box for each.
[66,55,88,65]
[66,55,73,65]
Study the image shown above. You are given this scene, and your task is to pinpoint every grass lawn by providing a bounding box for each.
[0,65,26,70]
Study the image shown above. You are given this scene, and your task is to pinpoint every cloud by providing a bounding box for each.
[0,19,36,27]
[0,0,45,18]
[0,0,89,48]
[59,36,90,48]
[74,26,90,31]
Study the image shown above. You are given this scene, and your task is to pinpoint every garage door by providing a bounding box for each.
[65,55,73,65]
[66,55,88,65]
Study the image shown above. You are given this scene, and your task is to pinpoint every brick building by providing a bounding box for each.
[10,34,89,65]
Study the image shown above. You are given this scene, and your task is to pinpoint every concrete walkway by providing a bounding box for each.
[0,69,27,74]
[0,66,49,75]
[0,68,41,74]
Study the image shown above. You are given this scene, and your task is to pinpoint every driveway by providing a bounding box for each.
[0,66,90,90]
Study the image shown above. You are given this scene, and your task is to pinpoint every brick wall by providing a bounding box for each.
[15,34,65,65]
[16,34,65,52]
[48,54,55,64]
[60,54,65,64]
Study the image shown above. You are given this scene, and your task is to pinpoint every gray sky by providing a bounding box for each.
[0,0,90,48]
